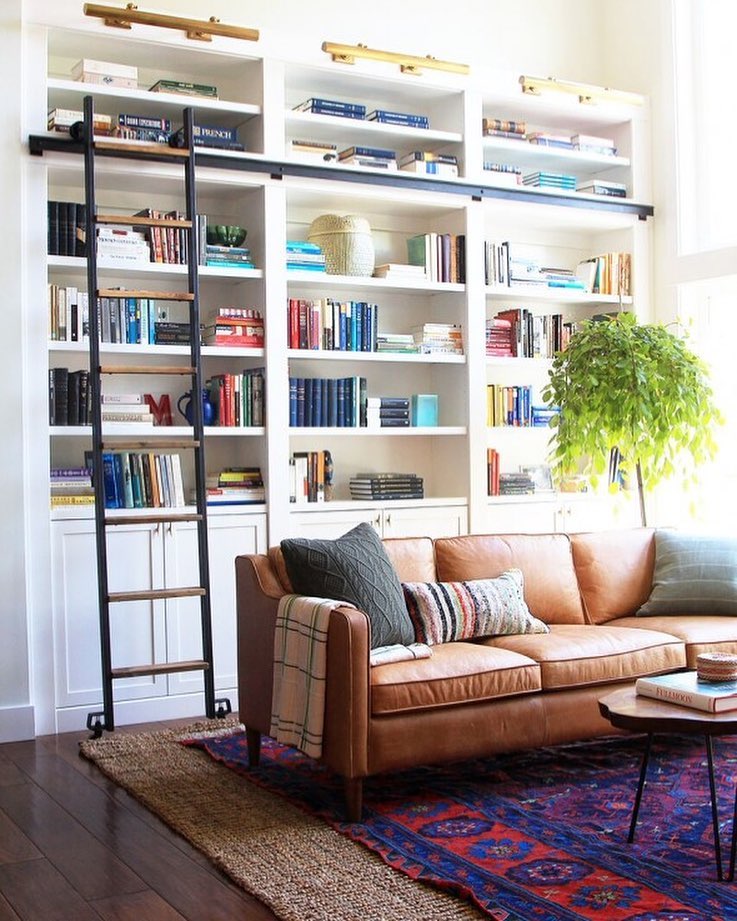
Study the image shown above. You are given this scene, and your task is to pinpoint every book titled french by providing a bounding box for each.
[635,671,737,713]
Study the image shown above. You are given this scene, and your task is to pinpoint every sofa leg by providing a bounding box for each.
[344,777,363,822]
[246,727,261,767]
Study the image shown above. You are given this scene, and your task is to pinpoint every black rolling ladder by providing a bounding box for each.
[79,95,230,736]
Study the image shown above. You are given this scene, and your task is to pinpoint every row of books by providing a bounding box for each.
[49,367,90,426]
[579,253,632,297]
[48,201,87,257]
[205,369,264,427]
[294,98,429,129]
[486,384,536,428]
[287,297,378,352]
[102,451,185,509]
[288,376,367,428]
[335,146,459,177]
[349,472,424,501]
[48,285,89,342]
[406,232,466,283]
[482,120,617,156]
[486,309,574,359]
[203,467,265,506]
[289,450,334,504]
[50,466,94,506]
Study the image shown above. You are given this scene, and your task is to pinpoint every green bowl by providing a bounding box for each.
[206,224,247,247]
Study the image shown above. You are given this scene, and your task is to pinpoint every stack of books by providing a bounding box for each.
[367,109,429,128]
[101,393,154,427]
[577,180,627,198]
[203,243,254,269]
[115,113,171,144]
[523,172,577,191]
[485,317,514,357]
[149,79,218,98]
[47,108,112,135]
[289,139,338,163]
[338,146,397,170]
[294,97,366,120]
[412,322,464,355]
[286,240,326,272]
[203,467,265,506]
[499,472,535,495]
[50,466,94,507]
[373,263,426,282]
[483,163,522,187]
[349,472,424,500]
[154,321,190,345]
[201,308,264,347]
[190,124,244,152]
[526,132,574,150]
[482,118,526,140]
[375,333,419,354]
[366,396,411,428]
[96,227,151,265]
[635,671,737,713]
[531,405,560,428]
[399,151,458,178]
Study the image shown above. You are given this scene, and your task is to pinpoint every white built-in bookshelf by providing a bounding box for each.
[24,19,651,730]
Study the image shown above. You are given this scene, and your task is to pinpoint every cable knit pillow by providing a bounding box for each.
[637,530,737,616]
[402,570,549,645]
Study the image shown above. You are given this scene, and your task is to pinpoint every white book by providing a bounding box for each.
[635,671,737,713]
[170,454,185,507]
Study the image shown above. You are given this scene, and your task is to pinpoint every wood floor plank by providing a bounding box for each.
[0,891,21,921]
[12,752,273,920]
[0,810,41,864]
[90,889,187,921]
[0,782,145,900]
[0,860,101,920]
[0,758,26,789]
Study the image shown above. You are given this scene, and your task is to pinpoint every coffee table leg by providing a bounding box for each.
[706,735,724,881]
[629,733,653,843]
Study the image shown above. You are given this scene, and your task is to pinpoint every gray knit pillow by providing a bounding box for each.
[280,522,414,648]
[637,530,737,616]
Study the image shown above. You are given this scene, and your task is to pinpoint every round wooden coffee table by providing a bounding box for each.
[599,685,737,882]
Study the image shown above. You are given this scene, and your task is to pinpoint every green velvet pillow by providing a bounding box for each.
[637,530,737,616]
[402,570,549,645]
[280,522,414,648]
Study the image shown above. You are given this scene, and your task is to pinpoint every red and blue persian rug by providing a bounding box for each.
[193,732,737,921]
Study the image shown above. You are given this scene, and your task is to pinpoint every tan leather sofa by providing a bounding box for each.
[235,528,737,820]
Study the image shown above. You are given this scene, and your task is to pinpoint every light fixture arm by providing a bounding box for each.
[83,3,259,42]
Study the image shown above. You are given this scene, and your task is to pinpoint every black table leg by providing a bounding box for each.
[706,735,724,881]
[629,732,653,843]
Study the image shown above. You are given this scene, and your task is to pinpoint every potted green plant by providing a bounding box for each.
[542,312,722,525]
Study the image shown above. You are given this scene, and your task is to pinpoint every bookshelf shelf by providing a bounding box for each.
[286,271,465,295]
[485,285,633,306]
[481,135,630,176]
[287,350,465,365]
[289,426,466,436]
[285,110,462,147]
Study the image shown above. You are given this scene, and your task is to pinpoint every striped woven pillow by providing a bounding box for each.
[402,570,549,645]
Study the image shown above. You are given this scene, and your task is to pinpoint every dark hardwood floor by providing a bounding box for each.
[0,719,278,920]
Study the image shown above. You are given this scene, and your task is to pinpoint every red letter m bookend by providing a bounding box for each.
[144,393,173,426]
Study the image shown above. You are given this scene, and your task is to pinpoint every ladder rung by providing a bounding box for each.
[93,141,190,159]
[100,439,199,450]
[105,513,204,526]
[111,660,209,680]
[97,289,195,302]
[95,214,193,228]
[108,587,206,603]
[100,365,196,375]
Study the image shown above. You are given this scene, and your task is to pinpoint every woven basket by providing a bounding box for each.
[696,652,737,683]
[307,214,374,276]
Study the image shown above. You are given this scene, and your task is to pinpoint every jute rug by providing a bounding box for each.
[80,719,484,921]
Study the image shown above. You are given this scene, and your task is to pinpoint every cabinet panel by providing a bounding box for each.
[485,499,557,534]
[51,519,167,709]
[287,507,381,540]
[382,504,468,539]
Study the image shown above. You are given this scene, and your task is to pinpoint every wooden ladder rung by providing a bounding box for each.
[105,513,203,526]
[111,659,209,680]
[97,289,195,302]
[93,141,190,158]
[95,214,193,228]
[108,587,206,603]
[100,439,200,450]
[100,365,196,375]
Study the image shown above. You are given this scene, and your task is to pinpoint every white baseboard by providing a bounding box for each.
[0,705,35,742]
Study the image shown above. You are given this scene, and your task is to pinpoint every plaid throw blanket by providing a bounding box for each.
[369,642,432,666]
[270,595,354,758]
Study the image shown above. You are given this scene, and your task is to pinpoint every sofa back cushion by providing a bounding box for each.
[434,533,585,624]
[570,528,655,624]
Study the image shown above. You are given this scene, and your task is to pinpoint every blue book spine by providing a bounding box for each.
[112,453,125,506]
[354,302,362,353]
[289,377,297,426]
[339,303,347,350]
[336,378,345,427]
[102,452,120,508]
[327,378,338,426]
[296,378,305,427]
[304,378,313,427]
[313,378,322,428]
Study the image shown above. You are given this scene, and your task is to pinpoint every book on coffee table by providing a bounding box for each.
[635,670,737,713]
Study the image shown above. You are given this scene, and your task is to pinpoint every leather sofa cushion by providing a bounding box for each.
[612,614,737,667]
[434,533,585,624]
[371,643,541,715]
[570,529,655,624]
[483,623,686,690]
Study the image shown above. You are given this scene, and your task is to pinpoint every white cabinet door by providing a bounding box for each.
[381,504,468,539]
[287,507,382,539]
[164,512,267,698]
[51,519,167,712]
[485,499,558,534]
[555,495,641,533]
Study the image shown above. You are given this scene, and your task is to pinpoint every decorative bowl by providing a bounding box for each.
[206,224,247,247]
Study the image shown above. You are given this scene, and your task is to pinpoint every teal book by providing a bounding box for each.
[635,671,737,713]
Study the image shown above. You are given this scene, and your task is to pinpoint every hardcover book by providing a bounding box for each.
[635,671,737,713]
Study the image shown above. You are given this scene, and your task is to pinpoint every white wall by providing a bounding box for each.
[2,0,663,740]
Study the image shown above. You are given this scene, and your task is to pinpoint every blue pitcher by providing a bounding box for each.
[177,389,214,426]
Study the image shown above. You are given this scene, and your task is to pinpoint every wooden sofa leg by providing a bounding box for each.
[246,728,261,768]
[344,777,363,822]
